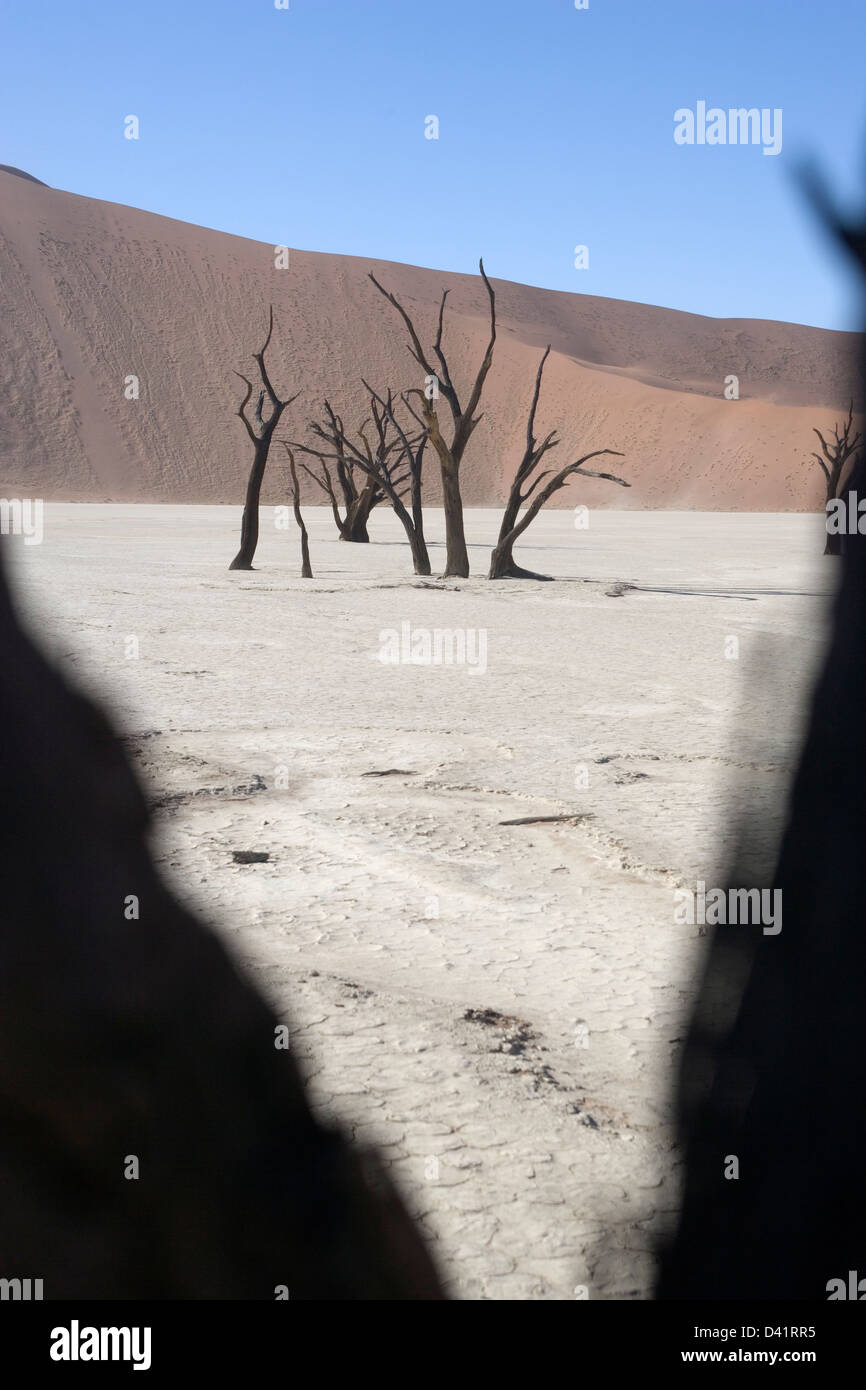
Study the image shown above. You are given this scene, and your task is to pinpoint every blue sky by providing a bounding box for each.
[2,0,865,329]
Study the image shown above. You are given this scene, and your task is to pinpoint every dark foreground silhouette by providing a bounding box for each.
[0,545,443,1299]
[658,196,866,1299]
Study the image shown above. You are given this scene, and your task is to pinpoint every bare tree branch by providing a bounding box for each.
[454,259,497,455]
[233,372,258,445]
[489,343,627,578]
[229,310,297,571]
[368,260,498,576]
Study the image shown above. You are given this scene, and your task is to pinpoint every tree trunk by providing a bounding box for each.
[341,473,380,542]
[284,445,313,578]
[825,478,842,554]
[329,500,349,538]
[441,463,469,578]
[291,488,313,580]
[488,535,551,581]
[488,534,515,579]
[343,490,374,543]
[495,496,521,550]
[411,480,428,571]
[409,530,432,576]
[488,494,526,577]
[230,434,273,570]
[387,494,431,576]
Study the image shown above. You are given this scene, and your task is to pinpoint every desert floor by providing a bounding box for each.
[5,505,835,1299]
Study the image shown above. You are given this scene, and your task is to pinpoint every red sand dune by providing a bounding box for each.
[0,166,860,510]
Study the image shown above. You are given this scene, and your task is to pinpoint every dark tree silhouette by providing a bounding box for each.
[811,402,863,554]
[292,392,432,575]
[229,307,298,571]
[361,382,431,576]
[296,434,384,544]
[282,445,313,578]
[369,259,496,578]
[489,346,629,579]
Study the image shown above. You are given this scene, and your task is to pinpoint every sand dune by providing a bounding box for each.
[0,166,859,510]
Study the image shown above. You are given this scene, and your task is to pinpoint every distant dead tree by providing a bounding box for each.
[296,429,385,544]
[811,402,863,554]
[292,392,432,575]
[229,307,298,571]
[361,383,431,575]
[282,445,312,578]
[369,259,497,578]
[488,346,629,579]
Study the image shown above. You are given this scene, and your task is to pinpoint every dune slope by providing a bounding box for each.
[0,167,859,509]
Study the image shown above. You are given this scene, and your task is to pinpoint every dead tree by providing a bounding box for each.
[229,307,298,571]
[369,259,496,578]
[811,402,863,554]
[488,346,629,579]
[293,402,388,544]
[362,383,431,575]
[292,394,432,575]
[299,446,383,544]
[282,445,313,578]
[293,451,346,538]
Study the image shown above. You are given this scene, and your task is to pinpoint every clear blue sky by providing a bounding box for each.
[2,0,865,329]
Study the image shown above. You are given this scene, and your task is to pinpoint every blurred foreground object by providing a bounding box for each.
[658,180,866,1299]
[0,546,443,1299]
